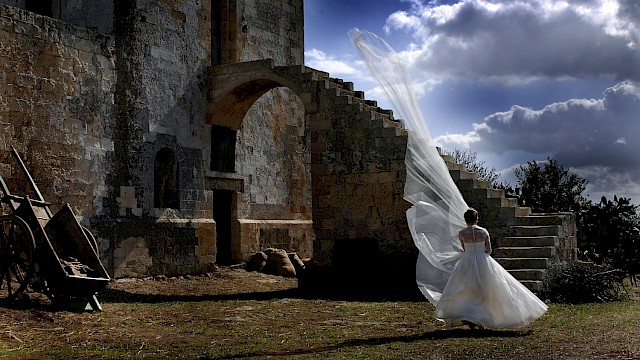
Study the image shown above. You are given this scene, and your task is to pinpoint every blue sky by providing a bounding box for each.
[304,0,640,203]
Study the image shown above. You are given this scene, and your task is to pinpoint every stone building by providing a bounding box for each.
[0,0,412,280]
[0,0,576,289]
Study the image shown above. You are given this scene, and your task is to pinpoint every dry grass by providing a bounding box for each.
[0,268,639,359]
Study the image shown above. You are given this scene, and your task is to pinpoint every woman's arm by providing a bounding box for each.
[485,231,492,254]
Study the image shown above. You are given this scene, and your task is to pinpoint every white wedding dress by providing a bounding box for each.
[432,225,548,329]
[349,29,547,329]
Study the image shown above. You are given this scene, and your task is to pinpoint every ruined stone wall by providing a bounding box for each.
[0,4,115,218]
[221,0,303,66]
[310,83,412,265]
[1,0,313,278]
[204,62,319,263]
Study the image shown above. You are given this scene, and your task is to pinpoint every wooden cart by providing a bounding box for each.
[0,146,110,310]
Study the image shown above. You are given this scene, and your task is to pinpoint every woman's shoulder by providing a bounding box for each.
[459,226,473,234]
[475,225,490,235]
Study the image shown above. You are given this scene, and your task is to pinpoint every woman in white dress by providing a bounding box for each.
[349,29,547,330]
[434,208,548,329]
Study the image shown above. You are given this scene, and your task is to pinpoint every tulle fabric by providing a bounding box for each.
[349,28,547,329]
[435,242,548,329]
[349,28,467,303]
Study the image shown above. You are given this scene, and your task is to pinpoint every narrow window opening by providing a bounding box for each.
[211,0,223,65]
[211,125,236,172]
[154,147,179,209]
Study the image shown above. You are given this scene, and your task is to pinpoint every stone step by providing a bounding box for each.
[497,236,559,247]
[440,154,454,163]
[462,188,505,199]
[483,197,519,208]
[446,162,465,171]
[508,225,562,237]
[364,99,377,107]
[381,118,402,129]
[335,95,353,105]
[511,215,565,226]
[520,280,543,292]
[456,178,491,191]
[449,169,477,181]
[493,246,556,258]
[500,206,532,218]
[495,257,550,269]
[508,269,546,281]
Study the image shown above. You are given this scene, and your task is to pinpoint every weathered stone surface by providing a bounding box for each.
[0,0,417,282]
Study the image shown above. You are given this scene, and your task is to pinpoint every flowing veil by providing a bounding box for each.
[349,28,469,304]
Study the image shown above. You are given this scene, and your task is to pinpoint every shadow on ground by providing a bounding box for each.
[98,282,424,304]
[207,328,532,359]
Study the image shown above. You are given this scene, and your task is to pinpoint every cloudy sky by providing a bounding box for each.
[304,0,640,203]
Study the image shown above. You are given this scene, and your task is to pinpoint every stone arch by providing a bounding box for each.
[206,60,321,128]
[154,147,179,209]
[205,60,318,263]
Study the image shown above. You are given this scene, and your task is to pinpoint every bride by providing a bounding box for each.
[350,29,547,329]
[434,208,547,329]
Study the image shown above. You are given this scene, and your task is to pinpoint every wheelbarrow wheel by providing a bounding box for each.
[0,214,36,302]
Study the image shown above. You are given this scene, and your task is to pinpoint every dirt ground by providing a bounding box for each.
[1,268,639,359]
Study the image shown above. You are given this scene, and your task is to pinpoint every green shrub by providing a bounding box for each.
[543,261,628,304]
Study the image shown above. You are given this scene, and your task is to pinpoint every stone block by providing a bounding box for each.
[113,237,152,278]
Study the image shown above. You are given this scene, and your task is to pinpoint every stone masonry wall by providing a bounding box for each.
[0,4,115,219]
[221,0,303,66]
[2,0,312,277]
[310,81,412,264]
[0,0,114,33]
[95,0,216,277]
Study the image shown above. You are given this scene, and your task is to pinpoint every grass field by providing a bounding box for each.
[0,268,638,359]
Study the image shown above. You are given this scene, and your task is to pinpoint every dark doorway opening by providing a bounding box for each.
[212,189,234,265]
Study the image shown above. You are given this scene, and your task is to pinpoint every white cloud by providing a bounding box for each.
[440,81,640,201]
[386,0,640,83]
[572,165,640,201]
[304,49,362,77]
[467,82,638,167]
[434,131,481,149]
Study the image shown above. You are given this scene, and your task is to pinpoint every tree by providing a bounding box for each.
[580,195,640,267]
[514,158,589,213]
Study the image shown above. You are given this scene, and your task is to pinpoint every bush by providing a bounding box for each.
[544,261,628,304]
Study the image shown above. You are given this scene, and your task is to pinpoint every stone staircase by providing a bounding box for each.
[302,68,577,292]
[440,152,578,292]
